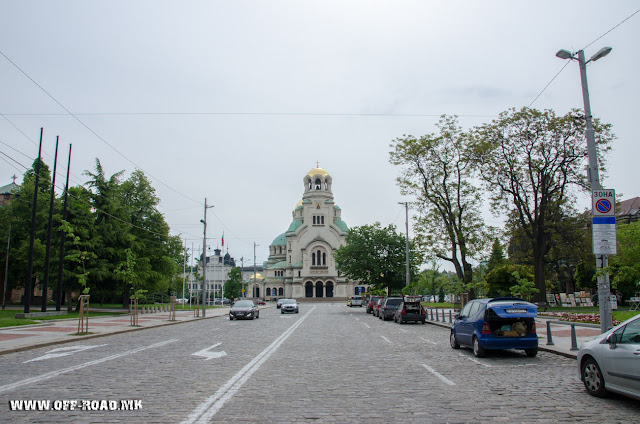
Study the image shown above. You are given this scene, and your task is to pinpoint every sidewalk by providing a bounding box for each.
[424,308,604,359]
[0,306,232,356]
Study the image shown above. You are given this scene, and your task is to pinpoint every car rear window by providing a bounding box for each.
[386,299,402,306]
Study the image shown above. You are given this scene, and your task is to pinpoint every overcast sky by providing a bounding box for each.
[1,1,638,269]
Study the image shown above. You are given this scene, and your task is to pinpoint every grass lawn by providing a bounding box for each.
[0,309,127,328]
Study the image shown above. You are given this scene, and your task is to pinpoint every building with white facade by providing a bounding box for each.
[186,248,235,302]
[252,166,363,300]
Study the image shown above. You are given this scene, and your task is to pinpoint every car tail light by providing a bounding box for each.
[401,309,406,315]
[421,308,426,315]
[530,321,536,334]
[481,322,491,335]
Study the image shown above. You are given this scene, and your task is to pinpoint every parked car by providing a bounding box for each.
[577,313,640,400]
[257,299,266,305]
[450,297,538,358]
[280,299,299,314]
[372,298,385,318]
[348,295,364,307]
[379,297,403,321]
[229,300,259,320]
[276,298,285,309]
[394,295,426,324]
[366,296,385,314]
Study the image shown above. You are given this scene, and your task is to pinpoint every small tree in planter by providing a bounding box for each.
[60,221,92,334]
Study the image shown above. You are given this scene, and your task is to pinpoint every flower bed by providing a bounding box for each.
[538,312,620,326]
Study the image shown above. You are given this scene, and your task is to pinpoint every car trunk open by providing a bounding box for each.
[484,308,536,337]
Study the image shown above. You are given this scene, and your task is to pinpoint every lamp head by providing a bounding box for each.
[556,49,573,60]
[591,47,612,62]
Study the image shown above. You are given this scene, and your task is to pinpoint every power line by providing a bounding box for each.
[0,50,203,207]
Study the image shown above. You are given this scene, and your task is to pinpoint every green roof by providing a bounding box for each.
[333,205,341,210]
[267,261,287,269]
[334,219,349,232]
[292,261,303,268]
[271,233,286,246]
[287,219,303,233]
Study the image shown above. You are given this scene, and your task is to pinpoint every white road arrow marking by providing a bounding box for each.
[23,344,108,363]
[192,343,227,360]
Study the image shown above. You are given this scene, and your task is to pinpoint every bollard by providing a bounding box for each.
[546,321,554,345]
[430,309,433,321]
[570,324,579,351]
[435,308,439,322]
[449,310,452,323]
[441,310,445,322]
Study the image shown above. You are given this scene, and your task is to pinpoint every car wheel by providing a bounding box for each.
[525,348,537,358]
[256,312,260,319]
[295,310,299,313]
[450,331,460,349]
[472,336,486,358]
[281,310,284,314]
[582,357,608,397]
[229,316,233,321]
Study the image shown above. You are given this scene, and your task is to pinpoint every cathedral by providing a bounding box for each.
[251,166,363,300]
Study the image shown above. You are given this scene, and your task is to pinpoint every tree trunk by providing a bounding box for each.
[66,288,73,313]
[532,248,546,303]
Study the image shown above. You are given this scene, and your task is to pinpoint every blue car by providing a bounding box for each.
[450,297,538,358]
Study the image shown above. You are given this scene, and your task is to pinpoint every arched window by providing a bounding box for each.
[278,287,284,296]
[266,287,271,296]
[279,246,282,254]
[321,216,324,224]
[315,179,321,190]
[323,252,326,265]
[313,216,316,225]
[312,252,316,265]
[317,250,321,264]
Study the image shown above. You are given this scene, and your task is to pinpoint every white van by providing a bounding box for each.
[349,295,364,307]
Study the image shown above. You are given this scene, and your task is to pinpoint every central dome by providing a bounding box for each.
[307,167,329,178]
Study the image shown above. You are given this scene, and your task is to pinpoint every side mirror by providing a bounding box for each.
[607,333,618,348]
[455,314,461,320]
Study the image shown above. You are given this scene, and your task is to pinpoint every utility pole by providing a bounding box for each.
[182,239,187,309]
[24,128,43,313]
[2,193,18,309]
[56,144,72,311]
[398,202,410,286]
[200,199,214,317]
[253,242,258,300]
[41,136,59,312]
[556,47,613,332]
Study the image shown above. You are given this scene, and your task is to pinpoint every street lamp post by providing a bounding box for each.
[398,202,410,287]
[556,46,613,332]
[200,199,214,317]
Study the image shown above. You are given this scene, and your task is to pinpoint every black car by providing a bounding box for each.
[229,300,260,320]
[394,295,426,324]
[379,297,403,321]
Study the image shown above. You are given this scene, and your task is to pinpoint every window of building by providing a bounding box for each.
[315,178,321,190]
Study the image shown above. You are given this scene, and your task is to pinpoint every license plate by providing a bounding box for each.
[505,309,527,314]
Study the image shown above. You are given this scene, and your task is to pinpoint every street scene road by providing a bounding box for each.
[0,303,638,423]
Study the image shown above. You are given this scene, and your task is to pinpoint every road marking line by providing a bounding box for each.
[421,363,456,386]
[23,344,108,363]
[420,337,437,345]
[362,323,370,329]
[380,336,393,346]
[397,328,408,333]
[457,353,492,367]
[0,339,177,394]
[182,306,316,424]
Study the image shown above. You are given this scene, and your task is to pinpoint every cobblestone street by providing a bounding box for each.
[0,303,638,423]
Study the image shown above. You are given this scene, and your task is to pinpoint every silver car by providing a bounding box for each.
[577,314,640,400]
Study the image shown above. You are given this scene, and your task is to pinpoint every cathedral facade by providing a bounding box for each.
[251,166,360,300]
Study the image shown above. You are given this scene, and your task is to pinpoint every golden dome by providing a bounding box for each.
[250,273,264,280]
[307,167,329,178]
[295,199,303,209]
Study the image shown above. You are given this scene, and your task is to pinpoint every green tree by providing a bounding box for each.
[610,220,640,300]
[224,268,243,300]
[390,116,491,299]
[334,223,421,295]
[487,239,506,273]
[469,107,615,302]
[484,263,534,297]
[509,272,540,301]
